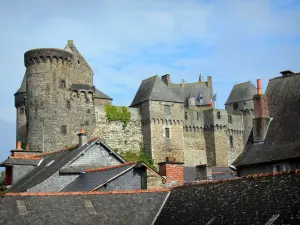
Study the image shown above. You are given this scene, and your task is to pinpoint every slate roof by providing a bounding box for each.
[0,158,39,166]
[169,83,212,105]
[15,73,27,95]
[1,190,169,225]
[155,170,300,225]
[233,73,300,167]
[6,138,125,192]
[61,163,136,192]
[94,88,112,100]
[225,81,256,104]
[130,76,183,106]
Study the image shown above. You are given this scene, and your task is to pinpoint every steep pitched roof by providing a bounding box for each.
[233,73,300,167]
[2,190,169,225]
[15,73,27,95]
[169,83,212,105]
[225,81,256,104]
[155,170,300,224]
[61,162,136,192]
[6,138,126,192]
[130,76,183,106]
[94,88,112,100]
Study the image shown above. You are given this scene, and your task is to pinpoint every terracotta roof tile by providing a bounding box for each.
[85,162,136,173]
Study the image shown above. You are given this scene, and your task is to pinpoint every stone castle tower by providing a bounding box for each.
[15,40,256,168]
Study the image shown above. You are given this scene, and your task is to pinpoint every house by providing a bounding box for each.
[0,129,166,192]
[231,70,300,176]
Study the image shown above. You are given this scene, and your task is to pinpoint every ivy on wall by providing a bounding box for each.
[105,105,131,126]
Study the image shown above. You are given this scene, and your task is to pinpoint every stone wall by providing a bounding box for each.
[147,101,185,164]
[12,165,35,185]
[93,105,143,153]
[227,131,244,165]
[16,106,27,144]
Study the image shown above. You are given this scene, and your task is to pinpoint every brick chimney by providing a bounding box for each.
[253,79,270,143]
[161,74,171,85]
[78,127,87,146]
[158,157,184,187]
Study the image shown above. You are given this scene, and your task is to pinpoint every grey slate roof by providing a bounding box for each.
[155,171,300,225]
[169,83,212,105]
[130,76,183,106]
[15,73,27,95]
[184,166,234,182]
[233,73,300,167]
[7,139,125,192]
[225,81,256,104]
[61,164,135,192]
[0,158,39,166]
[94,88,112,100]
[1,191,168,225]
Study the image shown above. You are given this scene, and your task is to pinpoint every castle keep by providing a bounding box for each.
[15,40,256,168]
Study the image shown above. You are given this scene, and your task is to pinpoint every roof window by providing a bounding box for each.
[45,160,55,167]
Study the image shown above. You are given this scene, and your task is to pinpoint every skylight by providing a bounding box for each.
[45,160,55,167]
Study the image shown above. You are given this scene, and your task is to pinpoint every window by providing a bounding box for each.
[274,164,290,172]
[45,160,55,167]
[164,105,171,116]
[230,135,234,148]
[66,100,71,109]
[197,112,200,121]
[20,107,25,115]
[228,115,232,123]
[165,128,170,138]
[185,112,188,120]
[217,111,221,119]
[233,103,238,110]
[87,109,91,113]
[78,60,80,64]
[61,125,67,134]
[60,79,66,88]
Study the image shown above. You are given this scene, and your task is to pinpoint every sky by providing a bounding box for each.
[0,0,299,161]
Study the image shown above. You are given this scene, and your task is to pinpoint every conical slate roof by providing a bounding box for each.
[130,76,183,107]
[225,81,256,104]
[15,74,27,95]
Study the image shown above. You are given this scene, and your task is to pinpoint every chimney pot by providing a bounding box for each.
[16,141,22,150]
[257,79,262,95]
[68,40,74,45]
[78,127,87,146]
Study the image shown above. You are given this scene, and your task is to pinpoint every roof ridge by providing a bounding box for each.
[174,169,300,189]
[85,161,136,173]
[6,188,170,196]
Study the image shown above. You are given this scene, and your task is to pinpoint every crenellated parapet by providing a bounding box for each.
[24,48,73,67]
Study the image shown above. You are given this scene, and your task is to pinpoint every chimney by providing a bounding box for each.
[78,127,87,146]
[158,157,184,187]
[16,141,22,150]
[199,72,204,82]
[161,74,171,85]
[196,164,212,180]
[181,79,185,87]
[253,79,270,143]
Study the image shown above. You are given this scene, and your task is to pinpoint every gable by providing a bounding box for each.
[61,142,126,173]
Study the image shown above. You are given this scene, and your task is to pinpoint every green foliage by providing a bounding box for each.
[120,144,157,172]
[105,105,131,126]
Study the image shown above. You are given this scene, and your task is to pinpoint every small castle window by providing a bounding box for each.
[78,60,80,64]
[61,125,67,134]
[185,112,188,120]
[60,79,66,88]
[164,105,171,116]
[66,100,71,109]
[228,115,232,123]
[20,108,25,115]
[197,112,200,121]
[217,111,221,119]
[87,109,91,113]
[165,128,170,138]
[233,103,238,110]
[230,135,234,148]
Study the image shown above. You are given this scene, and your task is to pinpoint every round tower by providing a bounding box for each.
[14,74,27,145]
[25,48,73,152]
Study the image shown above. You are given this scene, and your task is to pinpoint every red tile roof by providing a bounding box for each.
[85,162,136,173]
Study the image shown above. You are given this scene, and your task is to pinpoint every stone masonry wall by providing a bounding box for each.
[148,101,184,165]
[93,105,143,153]
[16,107,27,144]
[12,165,35,185]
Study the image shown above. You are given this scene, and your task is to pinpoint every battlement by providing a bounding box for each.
[24,48,73,67]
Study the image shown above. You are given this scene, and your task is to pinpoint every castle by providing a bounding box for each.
[15,40,257,169]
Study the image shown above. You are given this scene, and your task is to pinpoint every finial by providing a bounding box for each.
[199,72,204,82]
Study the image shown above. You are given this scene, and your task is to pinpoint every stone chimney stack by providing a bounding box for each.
[161,74,171,85]
[253,79,270,143]
[158,157,184,187]
[78,127,87,146]
[196,164,212,180]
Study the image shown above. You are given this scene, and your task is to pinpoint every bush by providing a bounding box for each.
[120,150,157,172]
[105,105,131,126]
